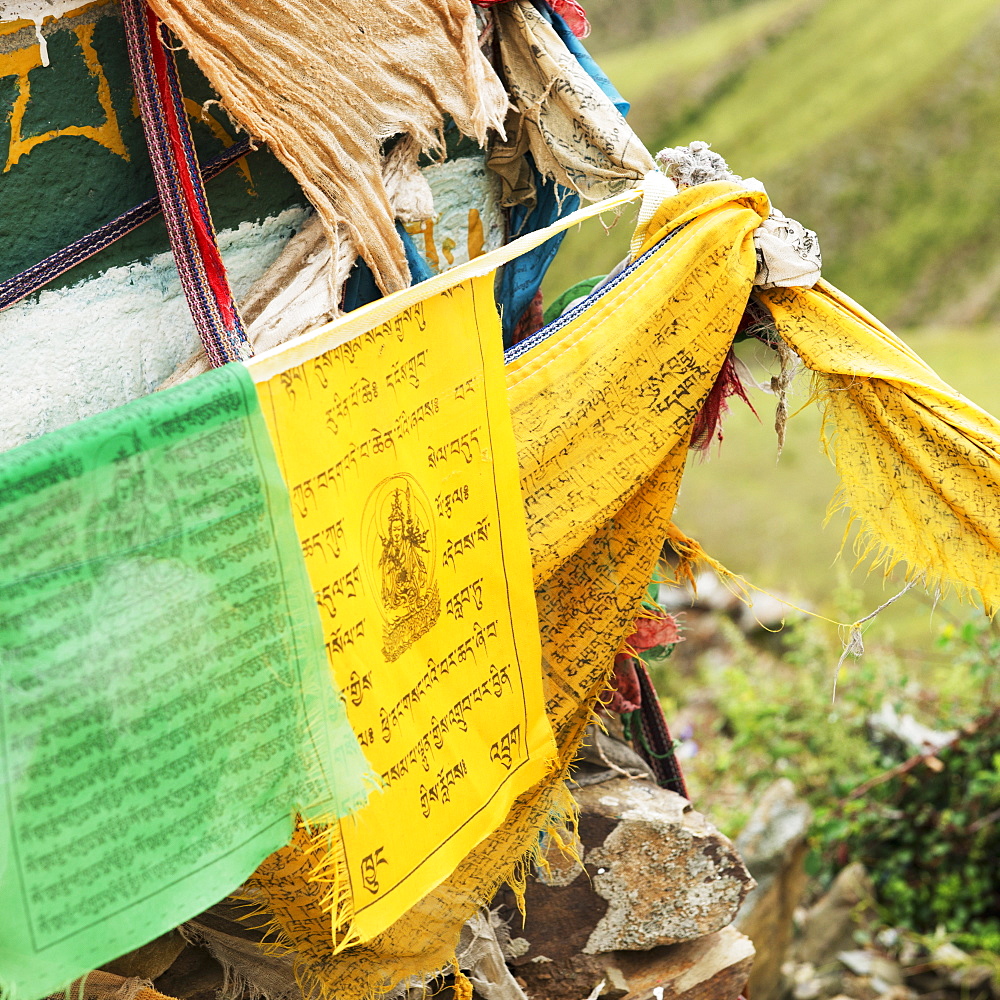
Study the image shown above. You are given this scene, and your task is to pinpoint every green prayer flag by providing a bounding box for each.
[541,275,606,326]
[0,364,371,1000]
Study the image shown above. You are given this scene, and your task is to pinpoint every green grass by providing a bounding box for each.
[541,200,642,306]
[596,0,807,113]
[546,0,1000,325]
[579,0,760,57]
[678,0,998,179]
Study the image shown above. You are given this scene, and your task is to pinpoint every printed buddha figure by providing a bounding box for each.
[378,488,430,615]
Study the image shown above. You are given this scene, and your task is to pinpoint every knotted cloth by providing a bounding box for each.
[763,283,1000,612]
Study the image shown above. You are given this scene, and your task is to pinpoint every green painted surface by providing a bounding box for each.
[0,1,306,288]
[21,28,105,133]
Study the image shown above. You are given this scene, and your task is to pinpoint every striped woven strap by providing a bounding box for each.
[122,0,250,366]
[635,659,689,798]
[0,139,251,314]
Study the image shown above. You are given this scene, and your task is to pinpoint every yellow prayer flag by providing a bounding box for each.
[237,175,1000,1000]
[236,179,768,999]
[248,274,557,943]
[762,280,1000,612]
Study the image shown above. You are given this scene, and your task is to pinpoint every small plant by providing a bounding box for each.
[668,608,898,836]
[822,709,1000,952]
[655,575,1000,949]
[937,614,1000,706]
[805,610,1000,953]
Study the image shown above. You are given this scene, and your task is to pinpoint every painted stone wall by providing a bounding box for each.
[0,0,308,451]
[0,0,506,454]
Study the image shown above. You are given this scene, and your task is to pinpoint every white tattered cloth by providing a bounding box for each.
[655,140,822,289]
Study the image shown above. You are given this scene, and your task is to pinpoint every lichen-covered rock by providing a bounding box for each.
[499,778,753,962]
[579,780,754,953]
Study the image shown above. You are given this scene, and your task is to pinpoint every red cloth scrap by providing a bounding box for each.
[603,612,682,714]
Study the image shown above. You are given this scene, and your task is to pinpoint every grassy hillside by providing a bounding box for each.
[540,0,1000,639]
[596,0,815,154]
[547,0,1000,326]
[579,0,759,55]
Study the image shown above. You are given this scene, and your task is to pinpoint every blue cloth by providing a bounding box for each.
[499,176,579,344]
[546,7,630,117]
[498,1,630,344]
[342,220,435,313]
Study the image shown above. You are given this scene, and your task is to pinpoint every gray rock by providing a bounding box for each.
[572,723,657,788]
[836,950,903,989]
[499,779,753,963]
[512,928,755,1000]
[613,926,755,1000]
[735,779,812,892]
[734,779,812,1000]
[795,864,877,968]
[868,703,956,754]
[931,941,995,990]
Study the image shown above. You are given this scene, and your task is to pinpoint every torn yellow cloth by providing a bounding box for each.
[239,176,1000,998]
[762,282,1000,612]
[149,0,507,294]
[239,180,765,999]
[50,971,178,1000]
[632,181,1000,611]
